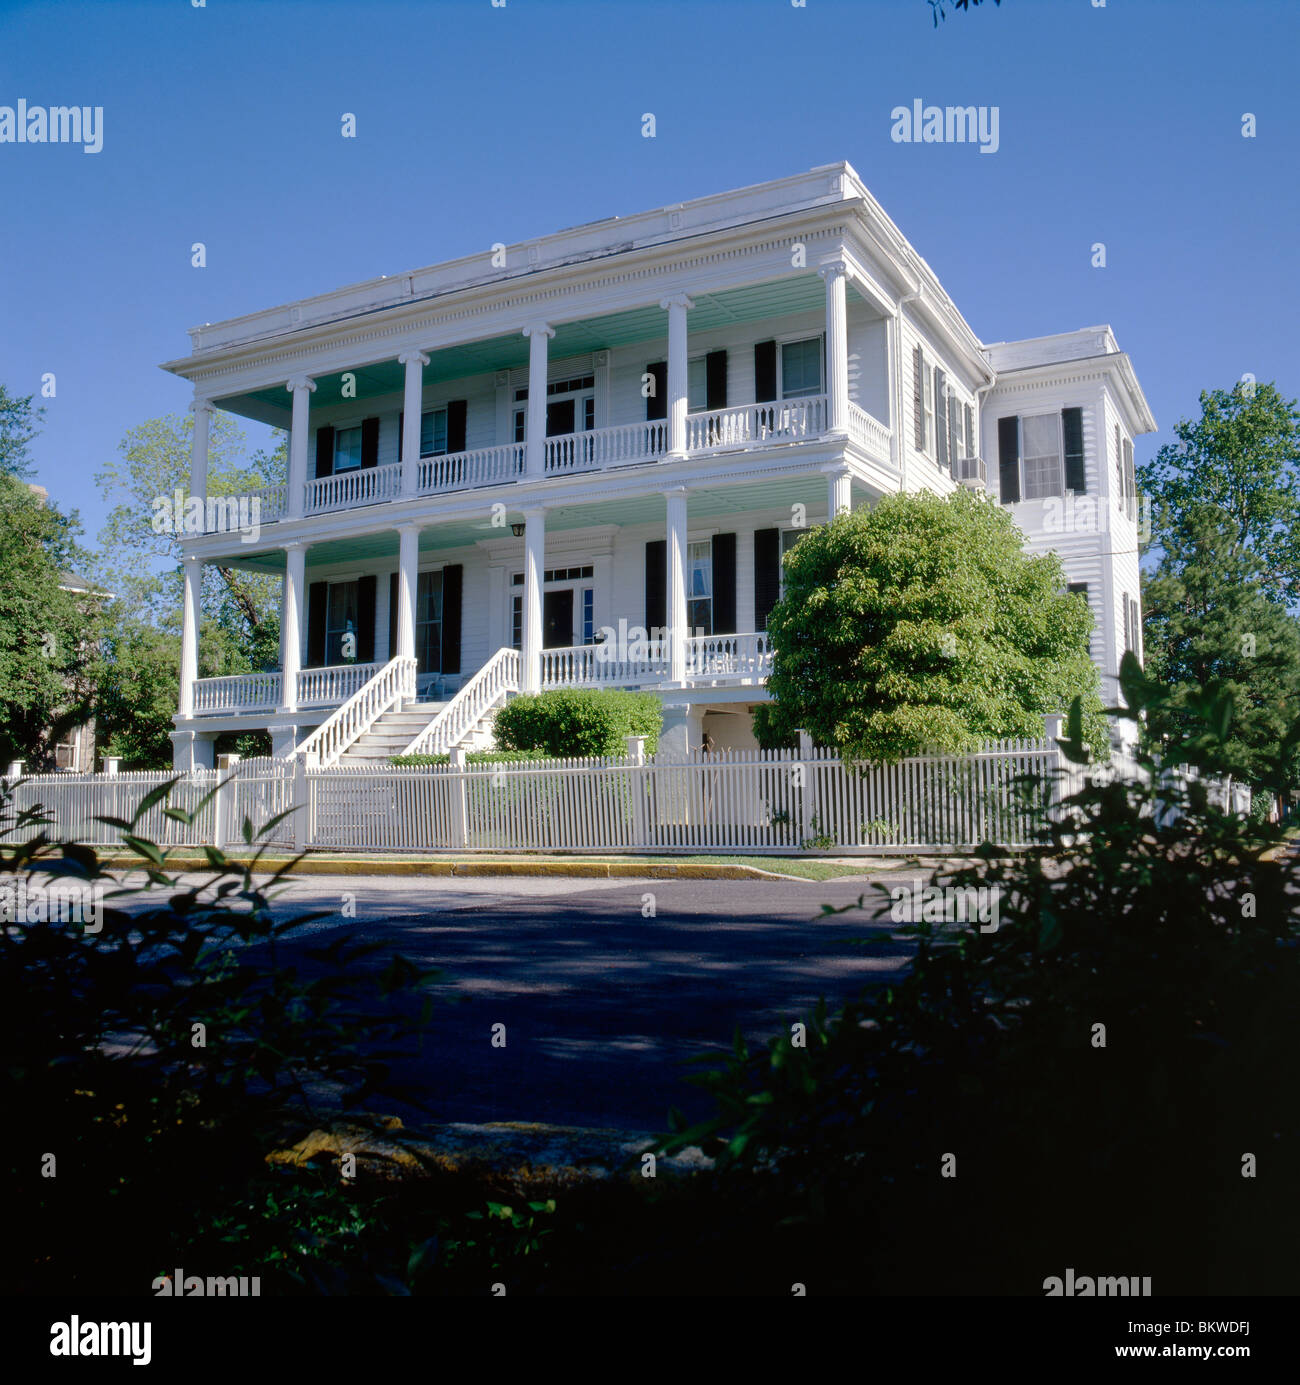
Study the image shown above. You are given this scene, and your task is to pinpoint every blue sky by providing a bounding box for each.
[2,0,1296,545]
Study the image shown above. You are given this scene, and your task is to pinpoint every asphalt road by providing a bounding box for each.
[126,872,921,1133]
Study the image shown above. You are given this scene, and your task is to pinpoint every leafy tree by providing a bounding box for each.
[0,473,101,768]
[1139,381,1300,611]
[758,489,1108,761]
[0,383,43,480]
[1142,510,1300,788]
[92,413,286,765]
[929,0,1000,24]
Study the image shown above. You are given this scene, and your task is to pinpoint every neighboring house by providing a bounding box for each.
[161,162,1154,770]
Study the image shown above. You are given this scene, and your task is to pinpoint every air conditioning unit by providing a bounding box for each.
[957,455,986,489]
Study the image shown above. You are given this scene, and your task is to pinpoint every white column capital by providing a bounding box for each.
[659,293,695,312]
[286,375,317,394]
[820,463,852,478]
[818,258,849,283]
[398,350,430,368]
[181,549,203,568]
[661,485,690,500]
[398,521,422,539]
[522,321,555,340]
[189,397,215,416]
[281,539,306,553]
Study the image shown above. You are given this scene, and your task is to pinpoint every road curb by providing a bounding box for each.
[96,854,846,881]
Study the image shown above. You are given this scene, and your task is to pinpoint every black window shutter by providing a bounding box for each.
[440,564,463,674]
[645,540,667,633]
[645,362,668,421]
[947,386,959,478]
[396,411,405,462]
[388,572,399,659]
[1063,407,1086,494]
[307,581,328,666]
[998,416,1021,505]
[754,341,778,404]
[712,532,737,635]
[315,425,335,479]
[446,400,467,454]
[356,574,377,662]
[912,345,925,452]
[964,402,974,458]
[361,417,380,469]
[705,350,728,410]
[754,527,781,632]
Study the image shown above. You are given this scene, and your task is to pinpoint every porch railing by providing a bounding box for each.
[305,462,402,514]
[685,631,772,681]
[296,660,384,708]
[845,400,891,460]
[191,670,284,715]
[418,441,525,495]
[400,647,521,758]
[540,642,668,688]
[544,420,668,475]
[684,393,829,451]
[294,655,417,768]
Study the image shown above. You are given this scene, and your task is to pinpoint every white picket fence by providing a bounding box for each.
[4,740,1095,856]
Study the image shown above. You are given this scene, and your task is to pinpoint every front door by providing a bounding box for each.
[543,589,574,648]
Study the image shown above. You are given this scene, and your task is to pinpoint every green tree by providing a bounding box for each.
[0,473,101,767]
[1139,381,1300,610]
[1139,382,1300,786]
[0,384,43,480]
[758,489,1108,762]
[91,413,286,765]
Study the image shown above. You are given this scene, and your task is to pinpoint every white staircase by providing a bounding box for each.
[339,701,448,762]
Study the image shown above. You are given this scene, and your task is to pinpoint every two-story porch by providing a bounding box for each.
[170,258,922,767]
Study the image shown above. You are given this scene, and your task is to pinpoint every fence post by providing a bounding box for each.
[627,735,647,847]
[212,753,241,850]
[6,760,23,780]
[102,757,120,777]
[448,745,469,850]
[291,751,311,852]
[795,731,818,848]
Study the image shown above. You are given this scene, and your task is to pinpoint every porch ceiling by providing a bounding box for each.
[213,474,838,576]
[214,273,868,425]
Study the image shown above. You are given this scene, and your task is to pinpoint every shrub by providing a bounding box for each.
[493,688,662,758]
[660,659,1300,1294]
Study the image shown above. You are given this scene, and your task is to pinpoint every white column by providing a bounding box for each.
[178,552,202,717]
[661,294,694,457]
[820,261,849,435]
[826,465,852,518]
[522,323,554,478]
[665,487,688,684]
[286,375,316,518]
[522,507,546,693]
[396,524,419,660]
[399,351,429,497]
[189,398,214,501]
[280,542,306,713]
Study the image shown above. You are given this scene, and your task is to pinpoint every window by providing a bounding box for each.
[511,566,594,585]
[688,357,708,413]
[780,337,823,399]
[333,427,363,473]
[964,403,975,459]
[420,409,448,458]
[511,594,522,651]
[326,581,360,663]
[1021,413,1064,500]
[934,368,949,471]
[687,540,713,634]
[581,588,595,644]
[415,570,443,675]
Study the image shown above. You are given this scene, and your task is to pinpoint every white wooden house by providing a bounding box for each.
[162,162,1155,769]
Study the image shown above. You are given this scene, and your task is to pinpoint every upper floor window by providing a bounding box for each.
[334,426,364,473]
[1021,413,1064,500]
[781,337,824,399]
[688,540,713,634]
[420,408,448,458]
[688,356,708,413]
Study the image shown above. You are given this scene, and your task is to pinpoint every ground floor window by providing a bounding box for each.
[416,570,443,674]
[688,540,713,635]
[326,580,360,663]
[778,527,805,601]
